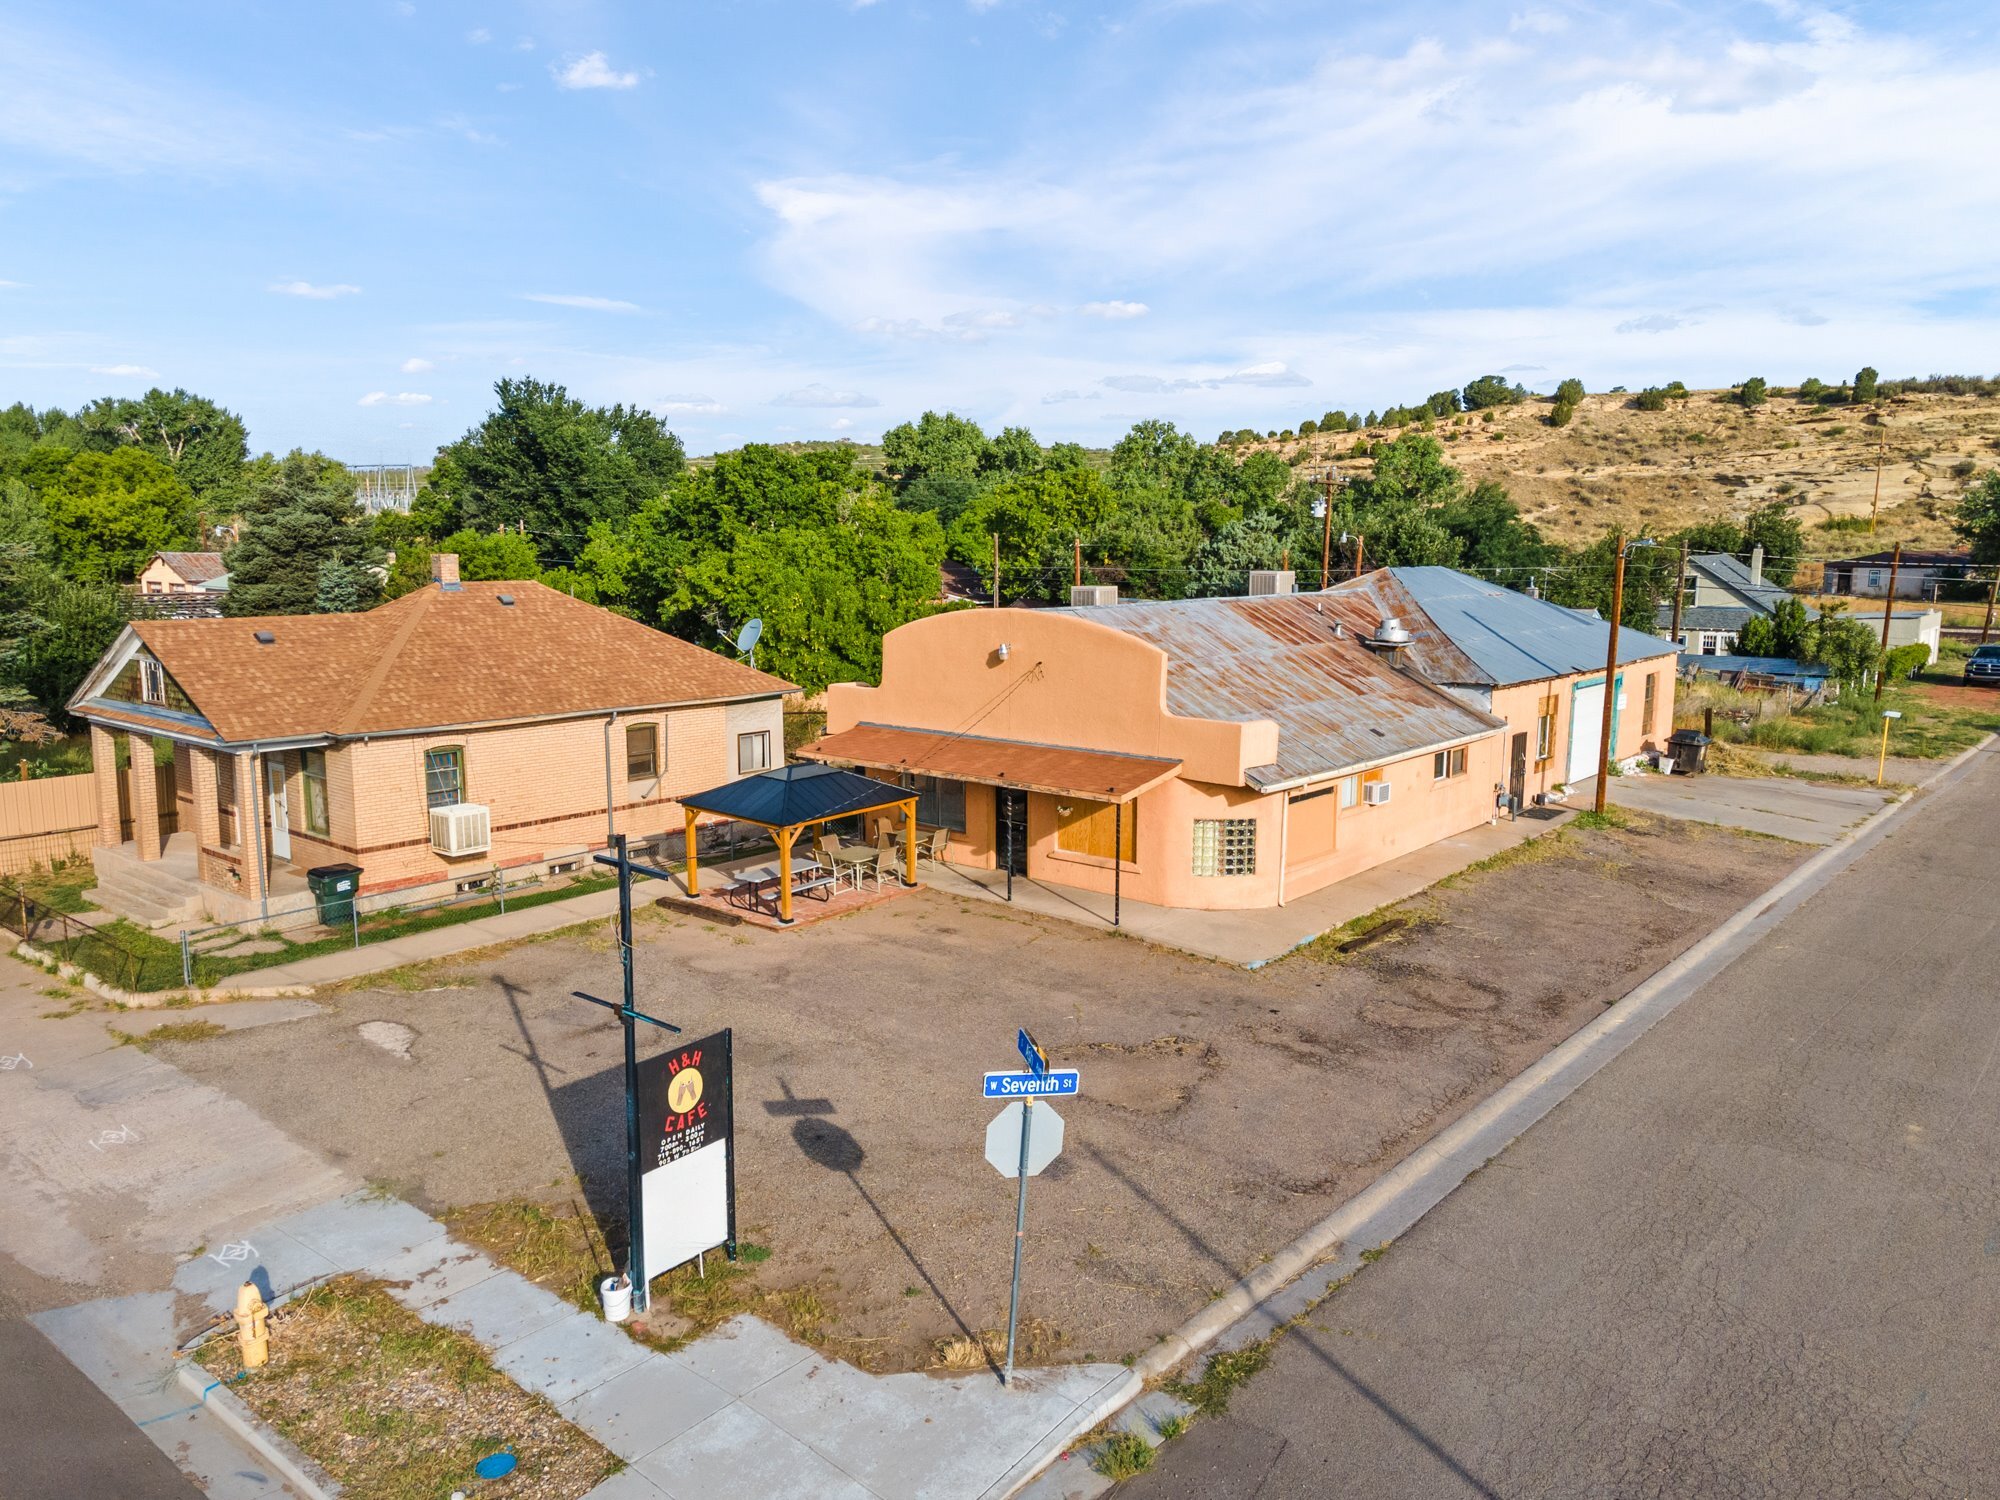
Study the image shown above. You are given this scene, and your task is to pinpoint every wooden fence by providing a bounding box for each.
[0,764,179,876]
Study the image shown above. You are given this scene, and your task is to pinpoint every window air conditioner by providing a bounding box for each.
[1070,585,1118,607]
[429,803,491,857]
[1362,781,1392,806]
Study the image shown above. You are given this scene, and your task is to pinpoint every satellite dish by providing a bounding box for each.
[734,618,763,657]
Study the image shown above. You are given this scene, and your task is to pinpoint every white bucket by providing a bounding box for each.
[600,1275,632,1323]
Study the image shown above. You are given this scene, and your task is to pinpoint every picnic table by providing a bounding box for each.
[725,857,835,915]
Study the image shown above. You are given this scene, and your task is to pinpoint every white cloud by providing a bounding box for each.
[1218,361,1310,388]
[522,292,641,311]
[830,417,855,431]
[656,394,725,414]
[1100,362,1309,394]
[553,51,638,90]
[0,280,20,289]
[91,363,158,378]
[1616,313,1686,335]
[771,383,879,408]
[1080,300,1149,320]
[400,357,435,373]
[466,26,491,44]
[358,391,433,407]
[270,280,360,300]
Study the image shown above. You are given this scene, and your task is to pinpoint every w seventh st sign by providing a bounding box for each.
[984,1070,1080,1099]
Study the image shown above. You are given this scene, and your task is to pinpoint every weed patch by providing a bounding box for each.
[1092,1430,1156,1481]
[1165,1337,1277,1418]
[112,1019,226,1051]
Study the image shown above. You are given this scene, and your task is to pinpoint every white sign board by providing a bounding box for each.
[986,1101,1064,1178]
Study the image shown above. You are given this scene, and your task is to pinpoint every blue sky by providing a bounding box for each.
[2,0,1997,461]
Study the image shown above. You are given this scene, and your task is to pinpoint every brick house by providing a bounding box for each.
[67,558,793,924]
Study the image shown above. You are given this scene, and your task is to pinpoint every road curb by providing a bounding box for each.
[175,1361,341,1498]
[1118,735,1993,1390]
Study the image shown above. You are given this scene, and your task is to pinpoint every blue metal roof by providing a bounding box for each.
[1680,653,1831,682]
[678,763,913,827]
[1348,567,1682,688]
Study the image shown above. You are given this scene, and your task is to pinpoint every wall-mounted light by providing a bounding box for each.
[997,643,1011,661]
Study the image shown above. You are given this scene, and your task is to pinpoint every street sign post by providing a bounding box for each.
[983,1070,1080,1099]
[987,1030,1073,1385]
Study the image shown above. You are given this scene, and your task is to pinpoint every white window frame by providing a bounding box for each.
[139,657,167,705]
[1432,746,1467,780]
[1336,775,1359,809]
[737,730,772,775]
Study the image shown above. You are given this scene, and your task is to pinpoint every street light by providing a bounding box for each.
[1877,709,1903,786]
[1594,536,1655,815]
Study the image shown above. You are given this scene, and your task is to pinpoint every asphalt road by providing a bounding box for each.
[1127,744,2000,1499]
[0,1315,203,1500]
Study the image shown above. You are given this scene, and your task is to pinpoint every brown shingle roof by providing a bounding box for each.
[117,581,794,743]
[154,551,229,583]
[797,725,1182,802]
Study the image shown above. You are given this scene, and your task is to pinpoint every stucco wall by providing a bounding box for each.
[1485,656,1679,803]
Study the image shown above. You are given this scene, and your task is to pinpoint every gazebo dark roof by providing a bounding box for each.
[678,763,912,828]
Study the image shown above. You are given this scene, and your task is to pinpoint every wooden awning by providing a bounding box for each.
[796,724,1181,805]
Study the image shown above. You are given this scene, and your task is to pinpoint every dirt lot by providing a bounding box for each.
[159,813,1803,1374]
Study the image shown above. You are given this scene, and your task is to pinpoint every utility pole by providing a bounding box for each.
[1073,536,1081,590]
[1593,536,1653,811]
[1353,533,1365,580]
[1870,423,1887,534]
[1874,541,1902,702]
[1982,568,1998,646]
[1321,469,1335,588]
[1668,538,1690,651]
[992,532,1000,610]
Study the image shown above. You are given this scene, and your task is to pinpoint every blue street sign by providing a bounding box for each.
[985,1069,1080,1099]
[1017,1028,1049,1076]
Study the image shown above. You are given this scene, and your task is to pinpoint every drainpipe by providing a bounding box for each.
[602,712,619,844]
[1275,796,1289,908]
[249,749,268,920]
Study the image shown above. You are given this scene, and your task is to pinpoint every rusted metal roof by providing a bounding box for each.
[1334,567,1681,687]
[1047,594,1503,790]
[797,725,1182,803]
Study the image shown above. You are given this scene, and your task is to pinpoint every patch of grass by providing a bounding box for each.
[1156,1412,1191,1441]
[1434,828,1577,887]
[195,1276,617,1500]
[1091,1430,1156,1481]
[9,859,98,914]
[1359,1242,1392,1264]
[443,1199,616,1313]
[113,1018,226,1051]
[1165,1337,1277,1418]
[1568,807,1629,831]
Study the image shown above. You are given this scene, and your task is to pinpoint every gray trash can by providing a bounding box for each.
[1666,730,1712,776]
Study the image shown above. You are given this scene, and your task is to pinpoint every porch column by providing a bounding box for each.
[88,724,121,847]
[126,731,163,861]
[192,746,223,853]
[683,806,700,896]
[902,799,917,886]
[237,749,266,912]
[775,824,796,924]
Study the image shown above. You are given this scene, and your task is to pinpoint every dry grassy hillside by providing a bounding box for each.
[1265,389,2000,559]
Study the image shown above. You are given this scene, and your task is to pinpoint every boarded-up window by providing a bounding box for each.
[1287,785,1336,867]
[216,757,238,847]
[1055,796,1135,862]
[1536,701,1557,762]
[1642,673,1658,736]
[301,749,329,835]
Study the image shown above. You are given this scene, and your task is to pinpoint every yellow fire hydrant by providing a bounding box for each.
[235,1281,270,1370]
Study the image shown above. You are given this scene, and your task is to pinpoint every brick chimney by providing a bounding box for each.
[1749,544,1764,587]
[430,553,460,590]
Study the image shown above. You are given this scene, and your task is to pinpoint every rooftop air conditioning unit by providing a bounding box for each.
[1362,781,1393,806]
[429,803,491,857]
[1248,570,1295,596]
[1070,585,1118,607]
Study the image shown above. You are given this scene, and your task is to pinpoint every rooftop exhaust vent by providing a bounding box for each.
[1371,616,1413,645]
[253,629,276,645]
[497,594,515,606]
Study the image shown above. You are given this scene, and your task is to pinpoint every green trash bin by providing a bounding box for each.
[305,863,363,926]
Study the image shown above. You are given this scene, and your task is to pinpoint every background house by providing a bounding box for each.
[1839,605,1944,664]
[802,576,1511,912]
[1657,546,1808,654]
[1332,567,1680,806]
[67,556,792,924]
[1821,549,1971,600]
[137,551,230,595]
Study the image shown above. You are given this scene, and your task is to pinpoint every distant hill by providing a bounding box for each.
[1248,389,1998,558]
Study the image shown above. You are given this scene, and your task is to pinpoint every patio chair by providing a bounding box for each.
[872,826,903,887]
[917,826,950,865]
[816,833,873,892]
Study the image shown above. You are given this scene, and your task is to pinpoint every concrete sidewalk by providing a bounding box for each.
[929,807,1575,967]
[39,1189,1133,1500]
[1604,768,1891,842]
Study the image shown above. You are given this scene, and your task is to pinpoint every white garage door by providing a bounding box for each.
[1568,681,1605,784]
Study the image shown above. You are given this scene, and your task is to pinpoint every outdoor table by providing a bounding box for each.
[731,857,828,913]
[829,845,880,889]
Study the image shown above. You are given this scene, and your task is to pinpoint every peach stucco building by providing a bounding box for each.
[68,561,792,924]
[804,569,1680,914]
[803,583,1514,912]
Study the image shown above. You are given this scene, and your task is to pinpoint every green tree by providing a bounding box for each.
[1852,366,1880,404]
[1954,471,2000,564]
[39,448,197,582]
[224,452,381,616]
[313,561,375,613]
[1549,399,1576,427]
[1554,378,1586,406]
[420,377,684,548]
[882,411,990,483]
[1741,501,1805,588]
[1633,387,1669,411]
[1187,512,1293,597]
[947,466,1115,600]
[1437,480,1552,576]
[1461,375,1527,410]
[982,425,1042,477]
[1736,614,1777,656]
[1797,377,1826,401]
[75,388,248,501]
[1738,376,1768,408]
[1109,419,1199,493]
[382,528,542,599]
[1805,605,1880,683]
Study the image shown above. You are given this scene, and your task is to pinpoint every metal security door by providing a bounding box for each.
[1509,733,1528,809]
[995,788,1028,875]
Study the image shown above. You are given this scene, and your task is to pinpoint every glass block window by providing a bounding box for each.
[424,746,465,809]
[1192,817,1257,876]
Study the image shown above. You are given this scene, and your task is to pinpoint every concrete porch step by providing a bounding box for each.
[88,852,206,930]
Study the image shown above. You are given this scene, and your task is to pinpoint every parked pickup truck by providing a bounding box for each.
[1965,643,2000,686]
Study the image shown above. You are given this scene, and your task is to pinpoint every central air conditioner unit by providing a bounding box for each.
[1247,569,1295,596]
[429,803,491,857]
[1362,781,1393,806]
[1070,585,1118,607]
